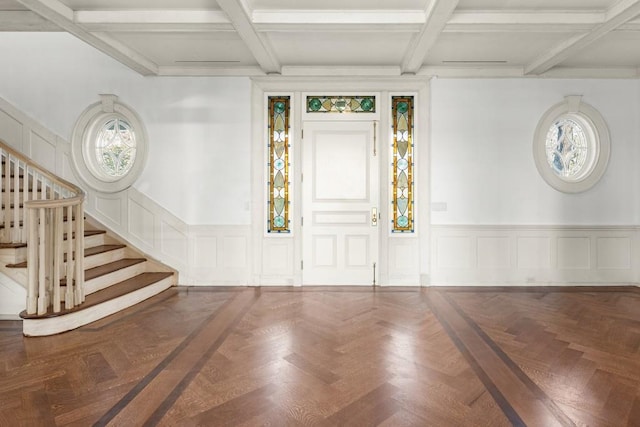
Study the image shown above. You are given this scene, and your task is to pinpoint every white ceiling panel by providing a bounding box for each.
[108,32,257,67]
[250,0,429,11]
[5,0,640,77]
[0,0,26,10]
[59,0,221,11]
[426,32,577,66]
[267,32,414,66]
[457,0,618,10]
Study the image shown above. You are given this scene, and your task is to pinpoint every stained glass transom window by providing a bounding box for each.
[96,118,137,178]
[545,118,588,179]
[268,96,291,233]
[392,96,414,233]
[306,96,375,113]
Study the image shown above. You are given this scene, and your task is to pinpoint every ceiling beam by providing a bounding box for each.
[525,0,640,75]
[14,0,159,75]
[444,11,603,33]
[401,0,459,74]
[216,0,280,74]
[75,9,234,32]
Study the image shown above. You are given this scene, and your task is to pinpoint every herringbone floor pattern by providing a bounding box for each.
[0,286,638,426]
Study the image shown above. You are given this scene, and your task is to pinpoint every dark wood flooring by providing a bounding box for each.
[0,286,638,426]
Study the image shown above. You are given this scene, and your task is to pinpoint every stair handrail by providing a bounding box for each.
[0,140,85,315]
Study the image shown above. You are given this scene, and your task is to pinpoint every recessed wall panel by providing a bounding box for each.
[222,236,247,269]
[161,220,188,261]
[558,237,590,269]
[30,131,55,170]
[96,196,122,226]
[477,237,510,269]
[129,199,154,246]
[597,237,631,269]
[436,236,471,268]
[194,236,217,269]
[0,110,22,150]
[517,237,551,269]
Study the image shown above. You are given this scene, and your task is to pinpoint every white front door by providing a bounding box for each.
[302,121,379,285]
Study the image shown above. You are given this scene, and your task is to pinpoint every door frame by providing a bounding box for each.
[301,119,380,285]
[250,78,430,287]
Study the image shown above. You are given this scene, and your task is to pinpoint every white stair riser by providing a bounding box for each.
[85,262,148,295]
[84,248,126,269]
[22,276,176,336]
[0,247,26,264]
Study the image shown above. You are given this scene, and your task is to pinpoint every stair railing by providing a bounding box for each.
[0,140,85,315]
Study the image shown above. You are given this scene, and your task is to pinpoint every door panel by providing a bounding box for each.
[303,121,378,285]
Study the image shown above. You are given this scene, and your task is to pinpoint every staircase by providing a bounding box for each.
[0,141,177,336]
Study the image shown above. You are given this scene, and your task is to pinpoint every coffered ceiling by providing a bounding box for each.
[2,0,640,78]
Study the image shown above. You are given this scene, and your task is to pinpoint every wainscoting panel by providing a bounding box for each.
[29,130,56,171]
[95,195,123,228]
[431,225,639,285]
[129,199,155,248]
[262,238,294,280]
[189,226,251,285]
[387,237,420,285]
[160,219,189,263]
[0,109,22,151]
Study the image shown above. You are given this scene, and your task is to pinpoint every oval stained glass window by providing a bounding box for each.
[545,118,588,179]
[95,118,137,178]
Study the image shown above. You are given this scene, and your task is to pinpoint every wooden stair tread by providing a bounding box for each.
[85,244,125,256]
[61,258,147,284]
[20,272,174,319]
[0,242,27,249]
[6,244,126,268]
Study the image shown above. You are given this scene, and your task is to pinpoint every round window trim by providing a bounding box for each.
[533,96,610,193]
[71,95,148,193]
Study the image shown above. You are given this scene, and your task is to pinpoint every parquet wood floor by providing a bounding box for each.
[0,286,638,426]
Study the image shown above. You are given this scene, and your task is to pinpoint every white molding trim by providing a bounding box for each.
[525,0,640,75]
[401,0,460,74]
[14,0,159,76]
[430,224,640,285]
[251,77,429,287]
[70,94,149,194]
[532,95,611,193]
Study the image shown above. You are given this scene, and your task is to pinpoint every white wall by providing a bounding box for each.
[429,78,640,284]
[0,32,251,225]
[430,78,640,225]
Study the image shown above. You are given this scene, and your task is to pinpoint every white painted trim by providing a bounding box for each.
[401,0,460,74]
[525,0,640,75]
[430,224,640,285]
[216,0,280,74]
[70,95,149,194]
[251,78,429,287]
[532,95,611,193]
[14,0,159,75]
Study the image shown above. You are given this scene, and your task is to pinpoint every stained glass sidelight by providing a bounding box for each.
[306,96,375,113]
[545,117,588,179]
[392,97,414,233]
[96,118,136,178]
[268,97,291,233]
